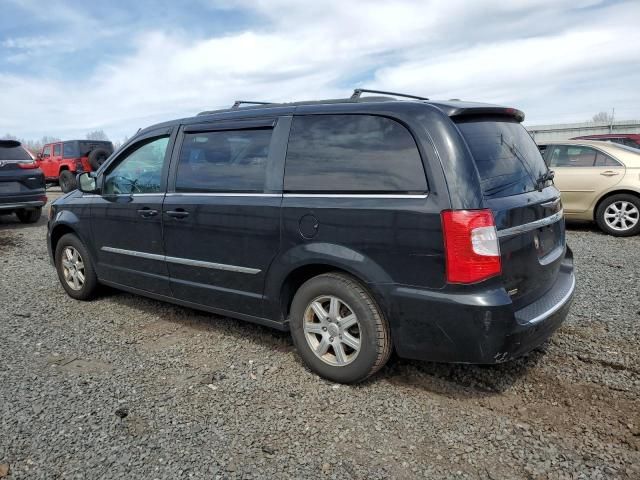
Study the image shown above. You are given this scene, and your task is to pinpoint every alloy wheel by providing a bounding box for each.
[303,295,361,366]
[61,246,85,291]
[604,201,639,232]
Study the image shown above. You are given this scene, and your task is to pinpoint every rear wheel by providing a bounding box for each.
[596,194,640,237]
[59,170,77,193]
[16,207,42,223]
[54,233,98,300]
[289,272,391,383]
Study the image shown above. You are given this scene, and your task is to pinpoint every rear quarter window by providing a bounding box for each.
[284,114,427,193]
[455,118,548,198]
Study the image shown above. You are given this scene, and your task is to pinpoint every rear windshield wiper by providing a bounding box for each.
[535,170,555,191]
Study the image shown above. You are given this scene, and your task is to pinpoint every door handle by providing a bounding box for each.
[137,207,158,218]
[165,209,189,219]
[600,171,620,177]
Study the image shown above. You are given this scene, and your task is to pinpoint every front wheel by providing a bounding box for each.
[16,207,42,223]
[54,233,98,300]
[596,194,640,237]
[290,272,392,384]
[59,170,77,193]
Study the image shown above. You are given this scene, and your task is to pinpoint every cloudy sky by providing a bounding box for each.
[1,0,639,142]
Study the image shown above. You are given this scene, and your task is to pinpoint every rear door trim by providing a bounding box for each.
[497,210,564,238]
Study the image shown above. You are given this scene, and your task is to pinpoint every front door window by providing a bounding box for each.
[103,136,169,194]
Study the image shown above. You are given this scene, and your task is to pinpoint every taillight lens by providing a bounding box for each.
[441,209,501,284]
[17,161,38,169]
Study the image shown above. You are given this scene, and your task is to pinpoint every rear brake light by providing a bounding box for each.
[441,209,501,284]
[17,161,38,169]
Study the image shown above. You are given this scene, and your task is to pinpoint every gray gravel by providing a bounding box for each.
[1,194,639,479]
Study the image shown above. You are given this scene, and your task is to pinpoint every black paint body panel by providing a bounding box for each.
[47,97,574,364]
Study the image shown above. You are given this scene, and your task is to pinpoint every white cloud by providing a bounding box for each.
[1,0,639,140]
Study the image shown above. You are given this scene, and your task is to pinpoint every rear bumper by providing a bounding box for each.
[0,196,46,211]
[385,247,575,364]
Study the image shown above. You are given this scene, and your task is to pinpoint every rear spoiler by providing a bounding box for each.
[447,106,525,123]
[0,140,21,148]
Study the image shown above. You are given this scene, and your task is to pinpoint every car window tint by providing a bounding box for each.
[284,114,426,193]
[456,118,547,198]
[0,144,32,161]
[103,136,169,194]
[594,151,621,167]
[63,142,79,158]
[176,129,272,193]
[43,145,51,157]
[548,146,596,167]
[53,144,61,156]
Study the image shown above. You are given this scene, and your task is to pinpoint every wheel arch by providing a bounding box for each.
[50,223,80,255]
[267,245,393,324]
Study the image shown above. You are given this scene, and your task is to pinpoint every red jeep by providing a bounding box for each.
[38,140,113,192]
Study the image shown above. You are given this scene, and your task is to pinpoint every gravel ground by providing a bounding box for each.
[1,191,639,479]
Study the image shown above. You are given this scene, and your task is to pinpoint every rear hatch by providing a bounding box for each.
[455,117,565,308]
[0,140,45,197]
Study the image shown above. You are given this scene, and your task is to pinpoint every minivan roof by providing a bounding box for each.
[138,90,525,135]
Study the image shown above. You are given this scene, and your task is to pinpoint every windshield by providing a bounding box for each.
[456,118,548,198]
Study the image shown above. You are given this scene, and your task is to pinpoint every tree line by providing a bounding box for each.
[1,130,128,152]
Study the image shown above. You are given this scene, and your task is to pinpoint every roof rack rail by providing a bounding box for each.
[231,100,272,109]
[351,89,429,101]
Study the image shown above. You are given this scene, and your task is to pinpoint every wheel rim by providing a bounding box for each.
[303,295,361,367]
[604,201,639,231]
[61,246,85,291]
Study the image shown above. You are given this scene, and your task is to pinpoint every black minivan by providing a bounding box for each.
[47,90,575,383]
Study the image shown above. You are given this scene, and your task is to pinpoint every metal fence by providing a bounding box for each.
[526,120,640,143]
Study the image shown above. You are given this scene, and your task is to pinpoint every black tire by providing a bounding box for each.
[595,193,640,237]
[16,207,42,223]
[289,272,392,384]
[88,148,110,170]
[54,233,99,300]
[59,170,77,193]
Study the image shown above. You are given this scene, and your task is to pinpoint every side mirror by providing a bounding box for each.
[36,152,43,160]
[78,172,99,194]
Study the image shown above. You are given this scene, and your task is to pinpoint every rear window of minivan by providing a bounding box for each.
[456,118,548,198]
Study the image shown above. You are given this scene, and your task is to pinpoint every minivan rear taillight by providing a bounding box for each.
[441,209,501,284]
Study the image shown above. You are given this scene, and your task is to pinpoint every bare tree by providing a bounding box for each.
[1,133,18,140]
[86,130,109,141]
[592,111,614,123]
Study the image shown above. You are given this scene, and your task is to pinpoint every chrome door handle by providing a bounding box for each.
[600,171,620,176]
[137,208,158,218]
[165,209,189,219]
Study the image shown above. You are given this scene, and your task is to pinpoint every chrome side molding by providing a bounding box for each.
[100,246,261,274]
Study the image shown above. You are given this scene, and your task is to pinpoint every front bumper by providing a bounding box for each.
[385,247,575,364]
